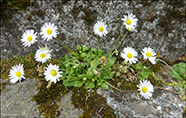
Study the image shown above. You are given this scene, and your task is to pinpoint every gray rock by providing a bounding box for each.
[1,79,83,118]
[0,0,185,60]
[97,86,185,118]
[1,0,186,117]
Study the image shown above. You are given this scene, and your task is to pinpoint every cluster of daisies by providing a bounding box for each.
[121,47,157,65]
[93,13,154,99]
[9,13,154,99]
[9,22,62,84]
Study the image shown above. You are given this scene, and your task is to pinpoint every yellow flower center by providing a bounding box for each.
[42,47,46,50]
[142,87,147,93]
[27,36,32,41]
[47,29,52,34]
[101,56,106,61]
[127,53,133,58]
[51,70,57,76]
[98,27,104,32]
[126,19,132,25]
[146,52,152,57]
[16,71,21,77]
[40,53,46,58]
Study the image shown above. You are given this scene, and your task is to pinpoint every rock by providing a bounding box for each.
[1,0,186,117]
[1,79,83,118]
[97,87,185,118]
[1,79,40,118]
[0,0,185,60]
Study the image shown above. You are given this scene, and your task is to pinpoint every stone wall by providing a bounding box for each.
[1,0,186,60]
[1,0,185,118]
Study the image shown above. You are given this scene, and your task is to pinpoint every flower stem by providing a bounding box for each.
[104,80,137,92]
[97,35,100,51]
[106,27,125,56]
[35,42,42,48]
[156,59,177,74]
[155,86,179,94]
[56,37,73,52]
[115,30,129,51]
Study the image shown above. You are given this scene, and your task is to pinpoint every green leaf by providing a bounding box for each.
[71,52,79,56]
[74,81,84,87]
[100,69,113,80]
[85,81,95,89]
[142,66,150,70]
[140,71,150,79]
[184,84,186,89]
[86,67,96,79]
[91,48,97,53]
[132,63,142,70]
[97,79,103,86]
[65,53,71,60]
[138,75,143,80]
[90,58,100,67]
[77,45,81,51]
[80,53,86,57]
[68,81,76,86]
[170,70,182,80]
[63,80,69,87]
[106,57,116,67]
[101,83,109,90]
[178,62,186,75]
[82,46,89,52]
[98,50,105,56]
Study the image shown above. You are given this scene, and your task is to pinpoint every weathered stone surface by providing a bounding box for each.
[1,0,186,118]
[97,87,185,118]
[1,79,83,118]
[1,0,185,60]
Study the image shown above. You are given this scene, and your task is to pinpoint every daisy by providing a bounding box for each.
[141,47,156,65]
[21,29,37,47]
[9,63,25,83]
[34,45,52,63]
[121,13,138,31]
[137,79,154,99]
[120,47,138,64]
[40,22,58,41]
[93,21,108,37]
[44,63,63,83]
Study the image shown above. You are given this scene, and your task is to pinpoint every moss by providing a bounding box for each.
[0,0,30,23]
[183,106,186,118]
[32,80,70,118]
[0,53,38,90]
[71,86,116,118]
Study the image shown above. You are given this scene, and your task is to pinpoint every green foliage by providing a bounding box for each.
[132,62,150,80]
[60,45,116,90]
[170,62,186,89]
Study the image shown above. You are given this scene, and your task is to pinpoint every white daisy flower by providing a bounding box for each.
[34,45,51,63]
[121,13,138,31]
[9,63,25,83]
[93,21,108,37]
[21,29,37,47]
[40,22,58,41]
[44,63,63,83]
[137,79,154,99]
[120,47,138,64]
[141,47,156,65]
